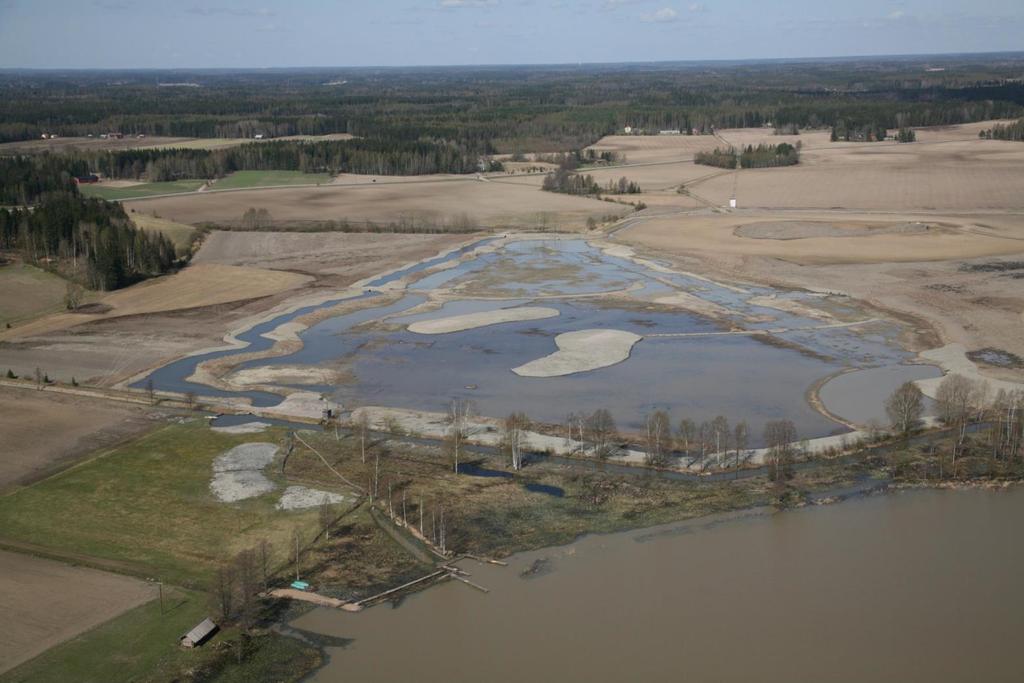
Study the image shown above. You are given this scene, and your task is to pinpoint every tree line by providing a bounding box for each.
[0,193,177,290]
[979,119,1024,141]
[3,58,1022,153]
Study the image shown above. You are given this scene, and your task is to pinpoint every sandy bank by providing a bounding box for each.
[228,365,347,386]
[408,306,559,334]
[512,329,643,377]
[915,343,1024,398]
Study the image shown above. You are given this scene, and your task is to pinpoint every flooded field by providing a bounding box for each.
[138,237,934,442]
[294,488,1024,682]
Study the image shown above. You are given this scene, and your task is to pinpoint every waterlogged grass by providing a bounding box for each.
[79,180,206,200]
[0,421,321,588]
[212,170,332,190]
[0,588,321,683]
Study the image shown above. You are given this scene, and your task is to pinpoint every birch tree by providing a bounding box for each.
[644,410,672,467]
[501,412,531,470]
[446,398,474,473]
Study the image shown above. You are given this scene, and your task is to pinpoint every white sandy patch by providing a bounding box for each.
[915,343,1024,398]
[211,421,269,434]
[747,295,835,322]
[408,306,559,334]
[210,442,279,502]
[261,321,306,343]
[653,292,736,319]
[228,365,342,386]
[276,486,347,511]
[513,329,642,377]
[256,391,328,420]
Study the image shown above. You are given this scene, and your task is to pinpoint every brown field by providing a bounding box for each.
[193,230,472,279]
[0,388,154,491]
[585,134,722,164]
[0,133,354,155]
[126,176,629,230]
[685,139,1024,211]
[0,550,156,674]
[1,264,312,342]
[613,123,1024,381]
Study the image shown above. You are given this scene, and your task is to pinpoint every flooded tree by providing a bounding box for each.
[885,381,924,435]
[643,410,672,467]
[445,398,474,473]
[586,409,619,459]
[501,412,531,470]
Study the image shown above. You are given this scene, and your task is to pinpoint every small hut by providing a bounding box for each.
[180,618,218,648]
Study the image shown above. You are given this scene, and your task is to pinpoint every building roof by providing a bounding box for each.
[181,618,218,646]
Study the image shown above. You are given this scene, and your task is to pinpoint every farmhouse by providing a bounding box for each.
[74,174,99,184]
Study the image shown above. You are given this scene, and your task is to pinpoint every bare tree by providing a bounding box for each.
[711,415,730,467]
[677,418,696,459]
[257,539,272,591]
[445,398,473,473]
[145,377,156,404]
[185,390,197,411]
[501,412,531,470]
[213,561,236,622]
[319,496,333,541]
[733,420,749,472]
[34,366,44,390]
[935,374,981,475]
[586,409,619,459]
[885,381,924,435]
[564,412,586,455]
[643,410,672,467]
[763,420,798,483]
[64,282,83,311]
[354,410,370,463]
[234,549,259,631]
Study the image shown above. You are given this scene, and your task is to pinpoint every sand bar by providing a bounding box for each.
[408,306,560,334]
[513,329,643,377]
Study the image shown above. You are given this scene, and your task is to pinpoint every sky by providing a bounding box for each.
[0,0,1022,69]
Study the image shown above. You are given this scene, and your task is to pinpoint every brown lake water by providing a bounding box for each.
[293,488,1024,683]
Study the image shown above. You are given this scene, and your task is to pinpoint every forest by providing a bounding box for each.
[0,193,177,290]
[2,54,1023,153]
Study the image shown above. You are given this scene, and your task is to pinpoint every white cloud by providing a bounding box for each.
[641,7,678,23]
[888,9,906,20]
[688,2,706,12]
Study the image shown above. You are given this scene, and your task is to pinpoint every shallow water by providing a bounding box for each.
[294,488,1024,683]
[138,238,926,440]
[819,364,942,426]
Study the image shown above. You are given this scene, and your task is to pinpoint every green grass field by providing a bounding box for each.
[0,587,321,683]
[0,263,71,326]
[79,180,206,200]
[0,421,322,588]
[212,170,332,190]
[128,213,197,254]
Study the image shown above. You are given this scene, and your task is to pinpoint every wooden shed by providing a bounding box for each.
[180,618,218,648]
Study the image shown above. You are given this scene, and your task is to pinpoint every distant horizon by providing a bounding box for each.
[2,0,1022,70]
[2,49,1023,73]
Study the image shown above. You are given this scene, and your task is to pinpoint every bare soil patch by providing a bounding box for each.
[735,220,936,240]
[585,135,722,164]
[0,387,155,491]
[0,550,156,674]
[128,178,627,231]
